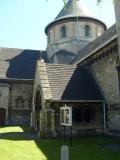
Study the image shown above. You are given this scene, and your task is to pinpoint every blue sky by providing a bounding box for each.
[0,0,115,50]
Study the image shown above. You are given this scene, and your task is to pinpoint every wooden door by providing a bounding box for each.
[0,108,6,125]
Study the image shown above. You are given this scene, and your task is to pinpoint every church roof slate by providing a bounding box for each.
[0,48,48,80]
[45,0,106,35]
[71,24,117,64]
[45,63,104,101]
[56,0,94,20]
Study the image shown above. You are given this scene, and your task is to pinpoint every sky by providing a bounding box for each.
[0,0,115,50]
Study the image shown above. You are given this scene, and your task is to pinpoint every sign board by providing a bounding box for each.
[60,106,72,126]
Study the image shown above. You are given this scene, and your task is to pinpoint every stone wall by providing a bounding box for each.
[91,49,120,132]
[79,40,120,134]
[115,1,120,56]
[51,52,76,64]
[91,50,119,104]
[9,81,33,125]
[31,59,52,131]
[0,84,10,123]
[47,19,105,63]
[51,102,104,137]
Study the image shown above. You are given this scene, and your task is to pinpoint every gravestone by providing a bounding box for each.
[61,145,69,160]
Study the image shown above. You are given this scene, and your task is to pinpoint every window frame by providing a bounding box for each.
[85,25,91,38]
[60,26,67,39]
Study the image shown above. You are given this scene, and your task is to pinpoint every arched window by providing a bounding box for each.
[16,96,24,108]
[85,25,91,37]
[60,26,67,38]
[35,91,42,111]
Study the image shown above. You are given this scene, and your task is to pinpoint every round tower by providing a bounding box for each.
[45,0,107,64]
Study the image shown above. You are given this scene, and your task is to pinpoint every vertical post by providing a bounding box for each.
[64,126,66,142]
[51,109,57,137]
[30,110,34,128]
[103,102,107,135]
[70,126,72,146]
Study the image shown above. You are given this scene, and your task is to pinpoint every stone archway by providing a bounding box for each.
[35,90,42,131]
[0,108,6,125]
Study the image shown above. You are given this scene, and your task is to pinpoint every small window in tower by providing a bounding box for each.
[85,25,91,37]
[60,26,67,38]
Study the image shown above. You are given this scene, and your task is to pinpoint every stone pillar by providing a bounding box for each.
[38,108,57,138]
[51,110,56,132]
[0,84,10,124]
[46,108,57,138]
[50,109,57,137]
[39,109,47,138]
[30,110,35,129]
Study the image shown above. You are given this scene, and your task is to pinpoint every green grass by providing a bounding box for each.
[0,126,120,160]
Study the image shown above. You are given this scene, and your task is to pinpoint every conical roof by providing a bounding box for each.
[55,0,94,20]
[45,0,106,34]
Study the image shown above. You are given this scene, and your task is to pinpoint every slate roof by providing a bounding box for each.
[45,0,106,35]
[45,63,104,101]
[0,47,48,80]
[55,0,94,20]
[71,24,117,64]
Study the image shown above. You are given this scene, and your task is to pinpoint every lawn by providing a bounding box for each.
[0,126,120,160]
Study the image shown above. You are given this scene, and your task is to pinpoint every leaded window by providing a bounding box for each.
[60,26,67,38]
[85,25,91,37]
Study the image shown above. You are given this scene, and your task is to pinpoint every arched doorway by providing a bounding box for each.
[0,108,6,125]
[35,90,42,131]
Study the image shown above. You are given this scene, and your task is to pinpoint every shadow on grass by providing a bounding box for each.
[0,132,38,140]
[0,126,62,160]
[0,125,38,140]
[0,126,120,160]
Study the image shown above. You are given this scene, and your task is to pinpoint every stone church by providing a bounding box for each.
[0,0,120,137]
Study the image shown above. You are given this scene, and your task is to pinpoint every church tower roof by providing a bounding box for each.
[45,0,106,35]
[55,0,94,20]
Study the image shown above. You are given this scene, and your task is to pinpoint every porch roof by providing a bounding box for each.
[45,63,105,101]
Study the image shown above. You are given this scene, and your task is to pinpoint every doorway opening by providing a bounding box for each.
[0,108,6,125]
[35,90,42,131]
